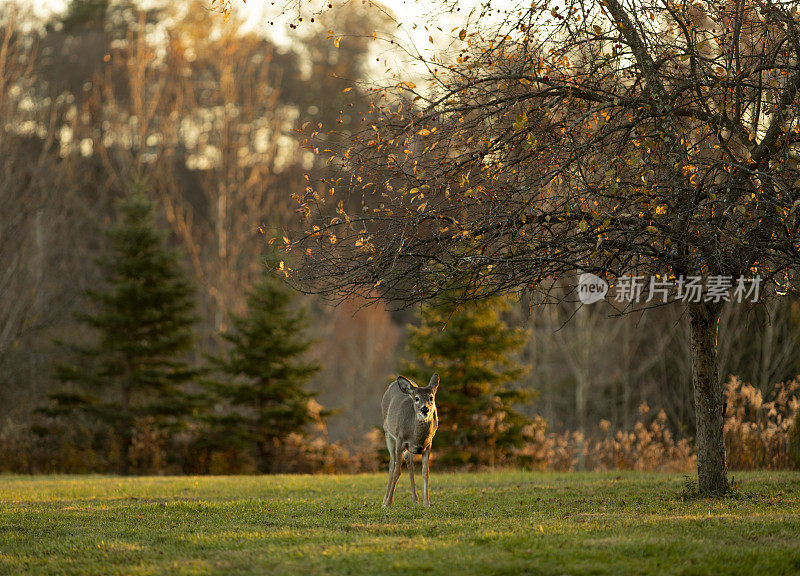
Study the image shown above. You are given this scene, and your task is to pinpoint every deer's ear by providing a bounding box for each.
[429,373,439,394]
[397,376,414,394]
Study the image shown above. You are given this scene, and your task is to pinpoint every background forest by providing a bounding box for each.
[1,0,799,474]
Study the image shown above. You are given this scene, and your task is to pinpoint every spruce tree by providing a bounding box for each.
[61,0,110,32]
[47,193,197,474]
[207,261,322,473]
[402,297,533,468]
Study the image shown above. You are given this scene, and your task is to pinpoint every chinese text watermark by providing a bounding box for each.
[578,274,761,305]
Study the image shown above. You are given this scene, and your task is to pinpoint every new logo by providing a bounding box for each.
[578,273,608,304]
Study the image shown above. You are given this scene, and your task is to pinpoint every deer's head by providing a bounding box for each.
[397,374,439,422]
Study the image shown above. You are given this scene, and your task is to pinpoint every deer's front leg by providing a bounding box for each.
[382,434,398,507]
[406,451,418,503]
[383,439,404,508]
[422,447,431,507]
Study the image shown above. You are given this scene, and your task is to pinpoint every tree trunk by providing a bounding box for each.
[120,430,133,476]
[575,304,589,470]
[688,301,728,495]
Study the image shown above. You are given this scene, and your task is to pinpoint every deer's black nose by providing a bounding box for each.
[421,406,429,415]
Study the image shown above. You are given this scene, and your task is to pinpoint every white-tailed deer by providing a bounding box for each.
[381,373,439,507]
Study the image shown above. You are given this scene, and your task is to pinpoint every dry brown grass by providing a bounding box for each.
[515,405,695,472]
[724,376,800,470]
[515,377,800,473]
[3,376,798,474]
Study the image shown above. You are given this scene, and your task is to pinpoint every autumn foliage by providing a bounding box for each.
[291,0,800,495]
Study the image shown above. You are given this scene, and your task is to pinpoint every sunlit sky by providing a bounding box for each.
[23,0,472,45]
[19,0,480,84]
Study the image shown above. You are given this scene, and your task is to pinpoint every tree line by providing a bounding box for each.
[40,191,324,473]
[3,0,800,478]
[27,189,535,474]
[0,0,393,470]
[31,192,800,474]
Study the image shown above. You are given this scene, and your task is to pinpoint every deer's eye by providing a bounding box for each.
[414,397,419,402]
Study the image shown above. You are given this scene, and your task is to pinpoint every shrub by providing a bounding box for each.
[535,404,695,472]
[724,376,800,470]
[531,377,800,473]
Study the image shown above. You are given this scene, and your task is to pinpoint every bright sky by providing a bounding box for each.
[18,0,477,85]
[23,0,471,40]
[26,0,64,17]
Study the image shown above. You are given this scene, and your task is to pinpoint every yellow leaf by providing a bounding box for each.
[646,225,657,234]
[343,87,353,92]
[334,36,342,48]
[459,29,467,40]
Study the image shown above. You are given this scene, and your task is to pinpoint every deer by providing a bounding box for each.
[381,373,439,508]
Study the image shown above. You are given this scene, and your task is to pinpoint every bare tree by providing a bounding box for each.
[0,7,118,435]
[312,297,402,443]
[718,296,800,391]
[515,297,681,435]
[0,11,41,368]
[75,4,298,349]
[0,10,100,371]
[291,0,800,494]
[155,6,294,336]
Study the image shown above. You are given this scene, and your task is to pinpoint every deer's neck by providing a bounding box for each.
[409,410,437,454]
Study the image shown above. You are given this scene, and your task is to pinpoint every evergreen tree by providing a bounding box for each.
[46,193,198,474]
[207,260,323,473]
[61,0,110,32]
[402,297,533,468]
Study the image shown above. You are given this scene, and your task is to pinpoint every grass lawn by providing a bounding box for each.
[1,470,799,575]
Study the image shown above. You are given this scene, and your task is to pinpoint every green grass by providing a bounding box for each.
[1,471,799,575]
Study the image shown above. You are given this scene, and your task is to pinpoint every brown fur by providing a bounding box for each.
[381,374,439,507]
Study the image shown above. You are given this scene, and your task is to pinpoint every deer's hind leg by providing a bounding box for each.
[382,434,403,508]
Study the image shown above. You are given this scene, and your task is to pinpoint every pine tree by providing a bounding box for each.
[207,260,323,473]
[46,193,198,474]
[61,0,110,32]
[402,297,533,468]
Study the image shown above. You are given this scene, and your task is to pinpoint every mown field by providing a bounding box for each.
[1,471,799,575]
